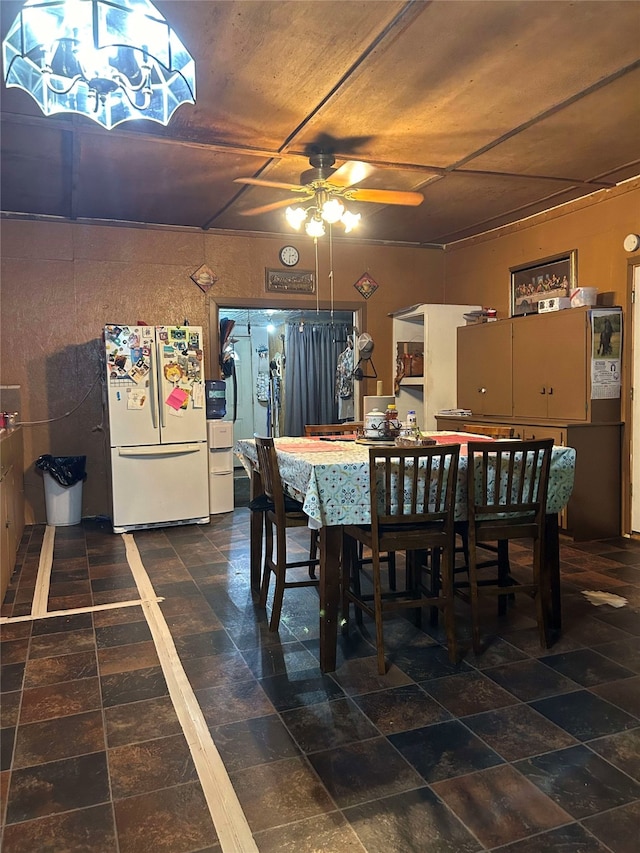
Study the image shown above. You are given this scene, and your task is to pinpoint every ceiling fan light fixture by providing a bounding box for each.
[305,215,326,238]
[341,210,361,233]
[285,205,307,230]
[2,0,196,130]
[320,197,345,224]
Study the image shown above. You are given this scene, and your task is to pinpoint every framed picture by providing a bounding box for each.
[265,268,315,294]
[510,250,577,317]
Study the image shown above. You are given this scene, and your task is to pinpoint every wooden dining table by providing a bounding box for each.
[235,433,577,672]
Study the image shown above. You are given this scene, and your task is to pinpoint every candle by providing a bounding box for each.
[376,380,383,395]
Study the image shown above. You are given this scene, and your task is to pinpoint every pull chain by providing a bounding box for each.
[329,222,335,322]
[314,236,320,315]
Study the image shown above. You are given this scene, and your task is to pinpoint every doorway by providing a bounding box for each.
[631,264,640,532]
[212,305,361,462]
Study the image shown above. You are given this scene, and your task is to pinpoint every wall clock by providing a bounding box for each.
[279,245,299,267]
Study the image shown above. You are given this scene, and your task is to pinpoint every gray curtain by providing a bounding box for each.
[284,321,350,435]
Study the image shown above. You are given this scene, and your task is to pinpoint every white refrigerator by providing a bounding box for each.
[104,324,209,533]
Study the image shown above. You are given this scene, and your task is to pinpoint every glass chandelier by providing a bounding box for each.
[2,0,196,130]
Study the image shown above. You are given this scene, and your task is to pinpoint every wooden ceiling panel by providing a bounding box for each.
[73,136,268,227]
[1,1,638,244]
[371,173,589,245]
[155,0,408,149]
[468,70,640,182]
[293,0,640,168]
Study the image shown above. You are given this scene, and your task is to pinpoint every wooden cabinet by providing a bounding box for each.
[1,428,24,603]
[512,310,588,420]
[457,321,513,416]
[391,303,480,430]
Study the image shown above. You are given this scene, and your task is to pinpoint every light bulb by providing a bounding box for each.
[321,197,345,224]
[305,216,325,238]
[341,210,361,233]
[285,206,306,230]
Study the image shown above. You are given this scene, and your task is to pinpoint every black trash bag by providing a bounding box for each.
[36,455,87,487]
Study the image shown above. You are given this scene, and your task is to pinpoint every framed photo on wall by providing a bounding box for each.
[510,250,577,316]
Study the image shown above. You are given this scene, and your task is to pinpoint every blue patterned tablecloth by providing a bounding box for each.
[235,435,576,528]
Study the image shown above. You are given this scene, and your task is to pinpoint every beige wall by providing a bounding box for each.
[444,179,639,315]
[2,178,638,526]
[0,220,444,522]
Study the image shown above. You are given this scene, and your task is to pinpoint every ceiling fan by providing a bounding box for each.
[234,152,423,235]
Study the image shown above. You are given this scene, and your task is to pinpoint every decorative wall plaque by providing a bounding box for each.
[190,264,218,294]
[353,272,379,300]
[265,268,315,293]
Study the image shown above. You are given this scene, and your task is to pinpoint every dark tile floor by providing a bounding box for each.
[1,511,639,852]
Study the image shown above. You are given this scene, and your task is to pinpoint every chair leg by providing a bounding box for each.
[497,539,510,616]
[441,547,458,664]
[268,527,287,632]
[468,542,482,655]
[352,541,364,628]
[429,548,441,627]
[371,552,387,675]
[258,520,273,609]
[341,534,354,634]
[405,551,421,628]
[534,536,552,648]
[388,552,397,591]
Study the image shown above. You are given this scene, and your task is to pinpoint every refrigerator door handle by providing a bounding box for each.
[118,445,203,457]
[149,336,159,430]
[156,337,166,429]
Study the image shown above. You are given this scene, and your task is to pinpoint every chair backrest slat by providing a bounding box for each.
[304,422,363,436]
[368,445,460,538]
[467,438,553,526]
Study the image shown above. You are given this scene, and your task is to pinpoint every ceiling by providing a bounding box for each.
[1,0,639,247]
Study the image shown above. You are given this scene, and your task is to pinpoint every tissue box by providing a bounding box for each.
[570,287,598,307]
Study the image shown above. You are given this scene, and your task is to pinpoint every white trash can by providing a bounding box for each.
[43,473,83,526]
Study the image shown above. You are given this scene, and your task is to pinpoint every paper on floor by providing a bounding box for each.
[581,590,628,608]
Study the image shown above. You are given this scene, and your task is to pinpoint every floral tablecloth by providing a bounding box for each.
[235,435,576,528]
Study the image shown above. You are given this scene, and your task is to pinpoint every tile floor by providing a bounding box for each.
[1,511,639,852]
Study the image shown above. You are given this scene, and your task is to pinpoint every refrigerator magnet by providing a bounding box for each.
[164,363,184,383]
[127,389,147,409]
[192,383,204,408]
[166,387,189,409]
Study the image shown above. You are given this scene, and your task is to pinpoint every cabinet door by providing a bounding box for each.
[513,311,587,420]
[522,426,567,445]
[544,311,587,420]
[457,322,512,415]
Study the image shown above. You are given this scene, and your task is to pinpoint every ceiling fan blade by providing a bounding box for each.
[329,160,375,188]
[239,197,312,216]
[347,188,424,206]
[234,176,306,192]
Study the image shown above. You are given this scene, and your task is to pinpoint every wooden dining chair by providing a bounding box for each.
[254,436,319,631]
[304,422,363,436]
[455,423,516,578]
[457,438,554,653]
[341,444,460,674]
[460,424,515,439]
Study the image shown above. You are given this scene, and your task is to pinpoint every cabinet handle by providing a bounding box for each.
[478,387,486,394]
[548,387,553,395]
[540,387,546,395]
